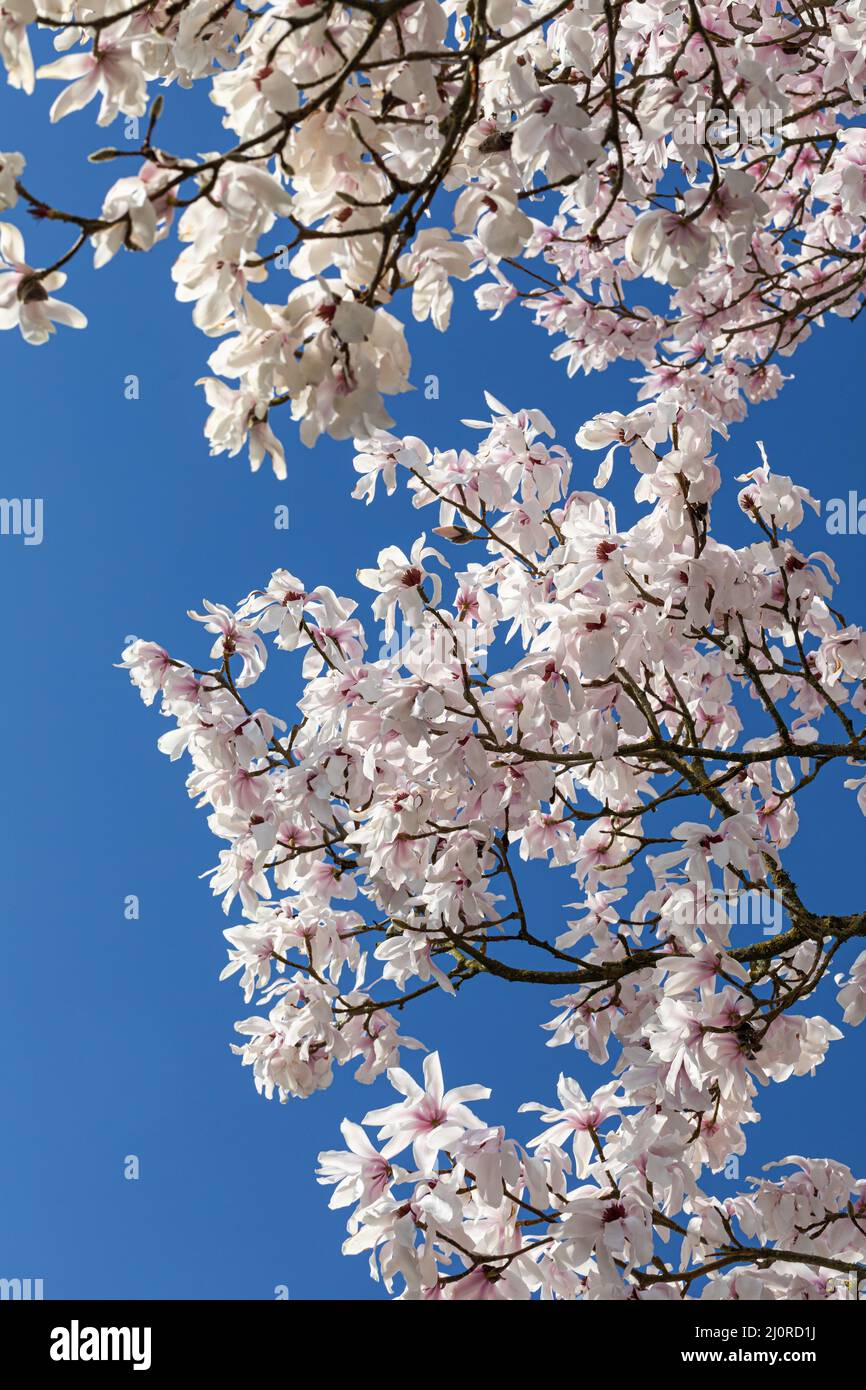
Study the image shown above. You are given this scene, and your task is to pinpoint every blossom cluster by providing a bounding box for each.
[122,393,866,1296]
[2,1,866,461]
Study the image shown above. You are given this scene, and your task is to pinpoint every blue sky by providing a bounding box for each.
[1,63,865,1300]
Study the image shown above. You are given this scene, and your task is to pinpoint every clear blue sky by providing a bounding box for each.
[1,62,865,1300]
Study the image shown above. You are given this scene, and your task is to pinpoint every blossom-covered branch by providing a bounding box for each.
[123,394,866,1297]
[3,0,866,463]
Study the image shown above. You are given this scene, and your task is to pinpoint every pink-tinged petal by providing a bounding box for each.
[36,54,95,81]
[445,1084,491,1104]
[383,1065,424,1101]
[422,1050,445,1103]
[46,297,87,329]
[0,221,26,266]
[340,1119,378,1159]
[593,443,619,489]
[49,71,100,123]
[18,307,53,345]
[360,1101,403,1127]
[528,1119,573,1149]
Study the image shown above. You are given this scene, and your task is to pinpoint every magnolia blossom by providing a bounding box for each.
[362,1052,491,1170]
[357,536,447,638]
[0,148,22,209]
[317,1120,404,1212]
[92,176,160,268]
[625,209,715,288]
[0,222,86,344]
[837,951,866,1028]
[0,0,35,93]
[187,600,267,686]
[37,41,147,126]
[521,1076,622,1178]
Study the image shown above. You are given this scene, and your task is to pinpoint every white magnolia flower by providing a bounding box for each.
[0,222,87,344]
[836,950,866,1027]
[356,534,447,637]
[625,209,714,288]
[92,176,159,268]
[362,1052,491,1170]
[37,42,147,126]
[0,150,24,210]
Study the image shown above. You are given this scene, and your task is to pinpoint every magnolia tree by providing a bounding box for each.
[4,0,866,1299]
